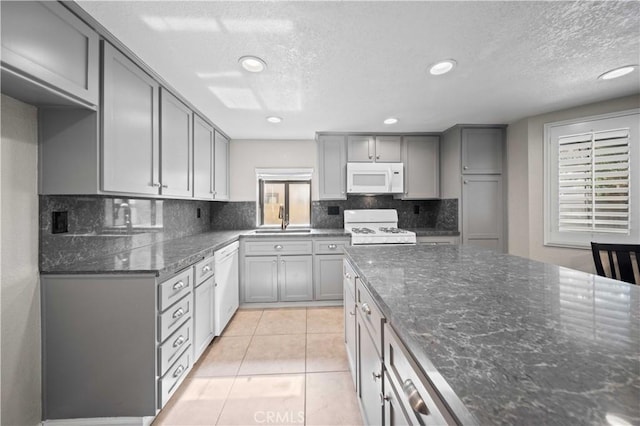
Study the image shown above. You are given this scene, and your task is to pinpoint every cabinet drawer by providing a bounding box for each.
[158,346,191,408]
[244,240,312,256]
[159,268,194,312]
[356,279,385,357]
[158,295,191,343]
[313,239,349,254]
[194,255,214,284]
[158,319,192,377]
[343,260,357,299]
[384,324,456,425]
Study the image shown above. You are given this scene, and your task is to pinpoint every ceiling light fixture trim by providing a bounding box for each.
[266,116,282,123]
[239,55,267,73]
[429,59,457,76]
[598,65,638,80]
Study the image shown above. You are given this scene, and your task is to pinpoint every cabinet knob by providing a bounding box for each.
[274,245,283,250]
[376,155,380,159]
[151,182,161,187]
[172,364,185,378]
[173,281,185,291]
[361,303,371,315]
[173,335,186,348]
[172,308,185,319]
[162,184,168,188]
[345,272,351,279]
[349,310,355,316]
[379,393,390,406]
[368,155,373,159]
[463,180,468,185]
[202,265,211,273]
[372,371,381,380]
[328,244,337,250]
[463,165,468,170]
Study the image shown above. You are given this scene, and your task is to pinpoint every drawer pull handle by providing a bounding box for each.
[274,245,283,250]
[173,335,185,348]
[202,265,211,273]
[361,303,371,315]
[172,308,185,319]
[345,272,351,279]
[173,281,185,291]
[372,371,381,380]
[403,379,429,415]
[173,364,185,378]
[328,244,337,250]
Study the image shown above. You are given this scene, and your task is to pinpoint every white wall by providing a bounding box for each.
[1,94,41,425]
[229,139,318,201]
[507,94,640,272]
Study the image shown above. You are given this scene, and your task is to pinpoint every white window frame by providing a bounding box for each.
[544,109,639,248]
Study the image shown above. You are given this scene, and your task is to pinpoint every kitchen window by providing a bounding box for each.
[544,109,639,248]
[256,168,312,227]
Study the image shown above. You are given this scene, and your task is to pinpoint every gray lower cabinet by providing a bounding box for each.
[462,175,503,250]
[0,1,99,107]
[160,88,193,198]
[314,254,344,300]
[358,311,384,426]
[193,255,215,360]
[343,260,358,389]
[317,134,347,200]
[279,255,314,301]
[383,371,411,426]
[244,256,279,303]
[40,268,194,421]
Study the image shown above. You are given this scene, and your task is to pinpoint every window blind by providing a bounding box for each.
[557,128,630,234]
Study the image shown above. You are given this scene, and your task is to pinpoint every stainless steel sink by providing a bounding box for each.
[254,229,312,234]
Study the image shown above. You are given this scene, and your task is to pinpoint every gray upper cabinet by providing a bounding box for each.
[398,135,440,199]
[102,42,160,195]
[214,131,230,201]
[317,135,347,200]
[347,135,374,162]
[1,1,99,107]
[461,128,503,174]
[374,136,402,162]
[193,115,215,200]
[160,89,193,198]
[347,135,401,162]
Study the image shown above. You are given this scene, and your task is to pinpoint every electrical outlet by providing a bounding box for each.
[197,208,201,218]
[413,205,420,214]
[328,206,340,215]
[52,211,68,234]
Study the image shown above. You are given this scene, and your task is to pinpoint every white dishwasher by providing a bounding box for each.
[214,241,239,336]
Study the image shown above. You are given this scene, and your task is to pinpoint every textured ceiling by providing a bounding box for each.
[76,1,640,139]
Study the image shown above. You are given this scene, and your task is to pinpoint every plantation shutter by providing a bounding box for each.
[557,129,630,234]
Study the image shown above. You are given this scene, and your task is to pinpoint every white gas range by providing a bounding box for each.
[344,209,416,245]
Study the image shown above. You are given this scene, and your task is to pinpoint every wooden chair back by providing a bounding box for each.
[590,242,640,285]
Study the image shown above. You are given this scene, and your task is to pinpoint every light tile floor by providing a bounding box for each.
[153,307,363,426]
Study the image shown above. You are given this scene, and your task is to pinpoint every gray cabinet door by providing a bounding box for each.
[244,256,278,303]
[160,89,193,198]
[358,322,383,426]
[194,277,214,360]
[102,42,160,195]
[1,1,99,105]
[317,135,347,200]
[344,278,357,389]
[279,255,313,302]
[461,128,503,174]
[401,135,440,199]
[375,136,401,162]
[462,175,503,252]
[383,372,411,426]
[193,115,215,200]
[214,131,230,201]
[348,135,374,162]
[313,254,344,300]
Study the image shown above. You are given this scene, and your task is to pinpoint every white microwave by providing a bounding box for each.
[347,162,404,194]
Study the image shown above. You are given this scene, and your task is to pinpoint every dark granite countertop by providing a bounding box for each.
[344,244,639,425]
[41,228,348,277]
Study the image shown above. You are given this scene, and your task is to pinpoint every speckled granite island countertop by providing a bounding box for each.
[344,244,639,425]
[41,228,349,278]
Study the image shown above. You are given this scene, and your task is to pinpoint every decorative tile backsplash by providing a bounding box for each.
[40,194,458,270]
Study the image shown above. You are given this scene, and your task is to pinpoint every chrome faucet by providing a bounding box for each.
[278,205,289,230]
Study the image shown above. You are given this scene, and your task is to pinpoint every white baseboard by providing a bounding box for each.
[42,417,154,426]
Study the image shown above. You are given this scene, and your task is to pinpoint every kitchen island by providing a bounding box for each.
[344,244,639,425]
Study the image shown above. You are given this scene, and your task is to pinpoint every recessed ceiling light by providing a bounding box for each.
[384,118,398,125]
[598,65,637,80]
[429,59,457,76]
[239,56,267,73]
[266,116,282,123]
